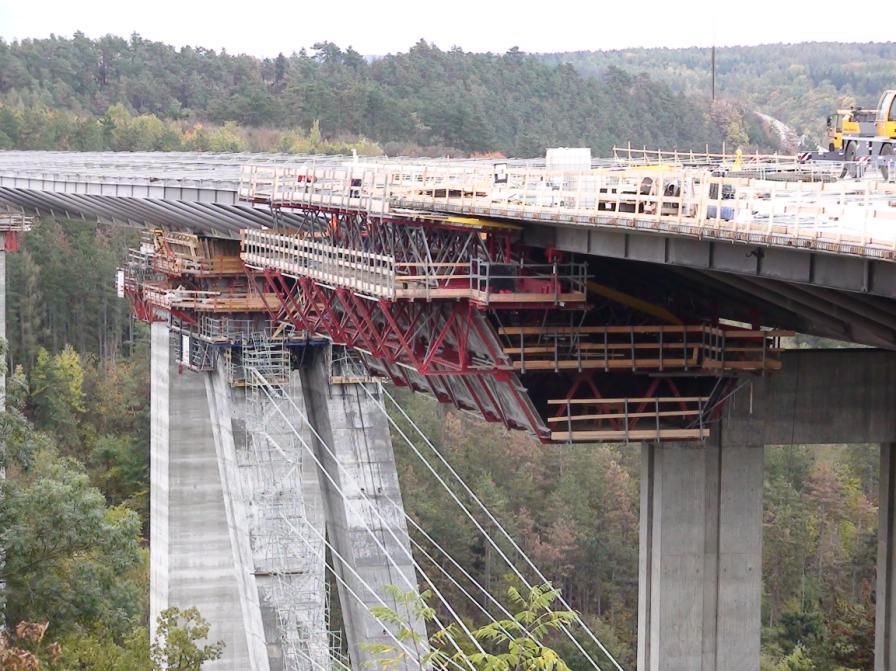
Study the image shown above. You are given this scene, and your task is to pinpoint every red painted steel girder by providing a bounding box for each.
[254,267,551,439]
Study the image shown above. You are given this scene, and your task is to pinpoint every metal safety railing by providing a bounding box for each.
[142,286,275,312]
[547,395,711,443]
[500,324,790,375]
[240,162,896,260]
[243,228,396,297]
[611,145,799,167]
[0,209,33,231]
[243,228,589,304]
[470,259,588,303]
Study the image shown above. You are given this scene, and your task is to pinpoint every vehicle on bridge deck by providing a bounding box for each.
[813,89,896,179]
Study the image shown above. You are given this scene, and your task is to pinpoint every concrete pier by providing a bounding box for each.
[304,356,428,671]
[878,443,896,671]
[725,350,896,670]
[150,330,426,670]
[1,246,6,410]
[634,349,896,671]
[638,437,763,671]
[204,364,273,671]
[150,323,251,669]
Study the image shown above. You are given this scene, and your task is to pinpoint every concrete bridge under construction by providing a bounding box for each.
[2,149,896,670]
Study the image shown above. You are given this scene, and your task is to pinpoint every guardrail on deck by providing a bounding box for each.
[242,228,588,304]
[240,163,896,261]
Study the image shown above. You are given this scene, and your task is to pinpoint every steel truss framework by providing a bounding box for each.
[251,206,588,304]
[238,206,785,443]
[120,208,786,443]
[269,205,513,269]
[249,266,549,437]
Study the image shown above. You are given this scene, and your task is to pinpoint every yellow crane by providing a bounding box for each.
[817,90,896,179]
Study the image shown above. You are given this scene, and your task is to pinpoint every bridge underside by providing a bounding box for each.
[531,225,896,348]
[3,180,895,351]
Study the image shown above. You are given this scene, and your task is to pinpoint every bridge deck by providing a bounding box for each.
[241,163,896,261]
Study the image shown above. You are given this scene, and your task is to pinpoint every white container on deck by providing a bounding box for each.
[545,147,592,172]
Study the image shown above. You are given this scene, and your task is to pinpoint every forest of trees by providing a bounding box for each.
[0,32,890,671]
[541,42,896,148]
[4,36,894,157]
[0,33,786,157]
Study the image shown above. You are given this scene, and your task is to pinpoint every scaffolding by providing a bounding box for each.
[240,340,330,671]
[151,229,245,276]
[0,205,33,252]
[499,324,789,374]
[242,227,588,305]
[325,583,350,670]
[547,395,711,442]
[327,344,374,385]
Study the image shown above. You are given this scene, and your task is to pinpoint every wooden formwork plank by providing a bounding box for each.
[703,359,783,370]
[548,396,710,405]
[546,410,703,423]
[503,342,697,354]
[499,324,709,336]
[551,428,710,441]
[513,358,694,370]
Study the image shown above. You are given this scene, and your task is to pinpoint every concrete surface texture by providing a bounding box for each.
[150,323,252,669]
[724,349,896,445]
[303,355,429,670]
[0,248,6,411]
[638,436,763,671]
[150,333,426,670]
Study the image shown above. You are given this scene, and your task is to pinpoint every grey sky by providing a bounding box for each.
[0,0,891,56]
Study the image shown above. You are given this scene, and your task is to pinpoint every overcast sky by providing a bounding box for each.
[0,0,891,56]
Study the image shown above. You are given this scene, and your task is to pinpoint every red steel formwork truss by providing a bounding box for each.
[122,283,168,324]
[239,201,791,443]
[0,231,22,252]
[247,265,551,439]
[253,269,509,376]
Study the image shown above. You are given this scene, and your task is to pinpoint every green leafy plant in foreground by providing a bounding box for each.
[149,607,224,671]
[367,584,575,670]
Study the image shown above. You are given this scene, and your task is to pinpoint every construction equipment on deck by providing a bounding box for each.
[811,90,896,180]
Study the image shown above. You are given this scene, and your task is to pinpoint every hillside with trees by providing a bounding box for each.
[541,42,896,148]
[0,215,880,670]
[0,33,784,156]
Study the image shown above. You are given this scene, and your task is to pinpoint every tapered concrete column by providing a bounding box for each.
[150,323,252,670]
[877,443,896,671]
[1,241,7,619]
[304,354,428,671]
[1,246,6,410]
[638,435,763,671]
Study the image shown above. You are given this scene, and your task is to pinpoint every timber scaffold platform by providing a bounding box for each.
[0,205,32,251]
[121,229,311,382]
